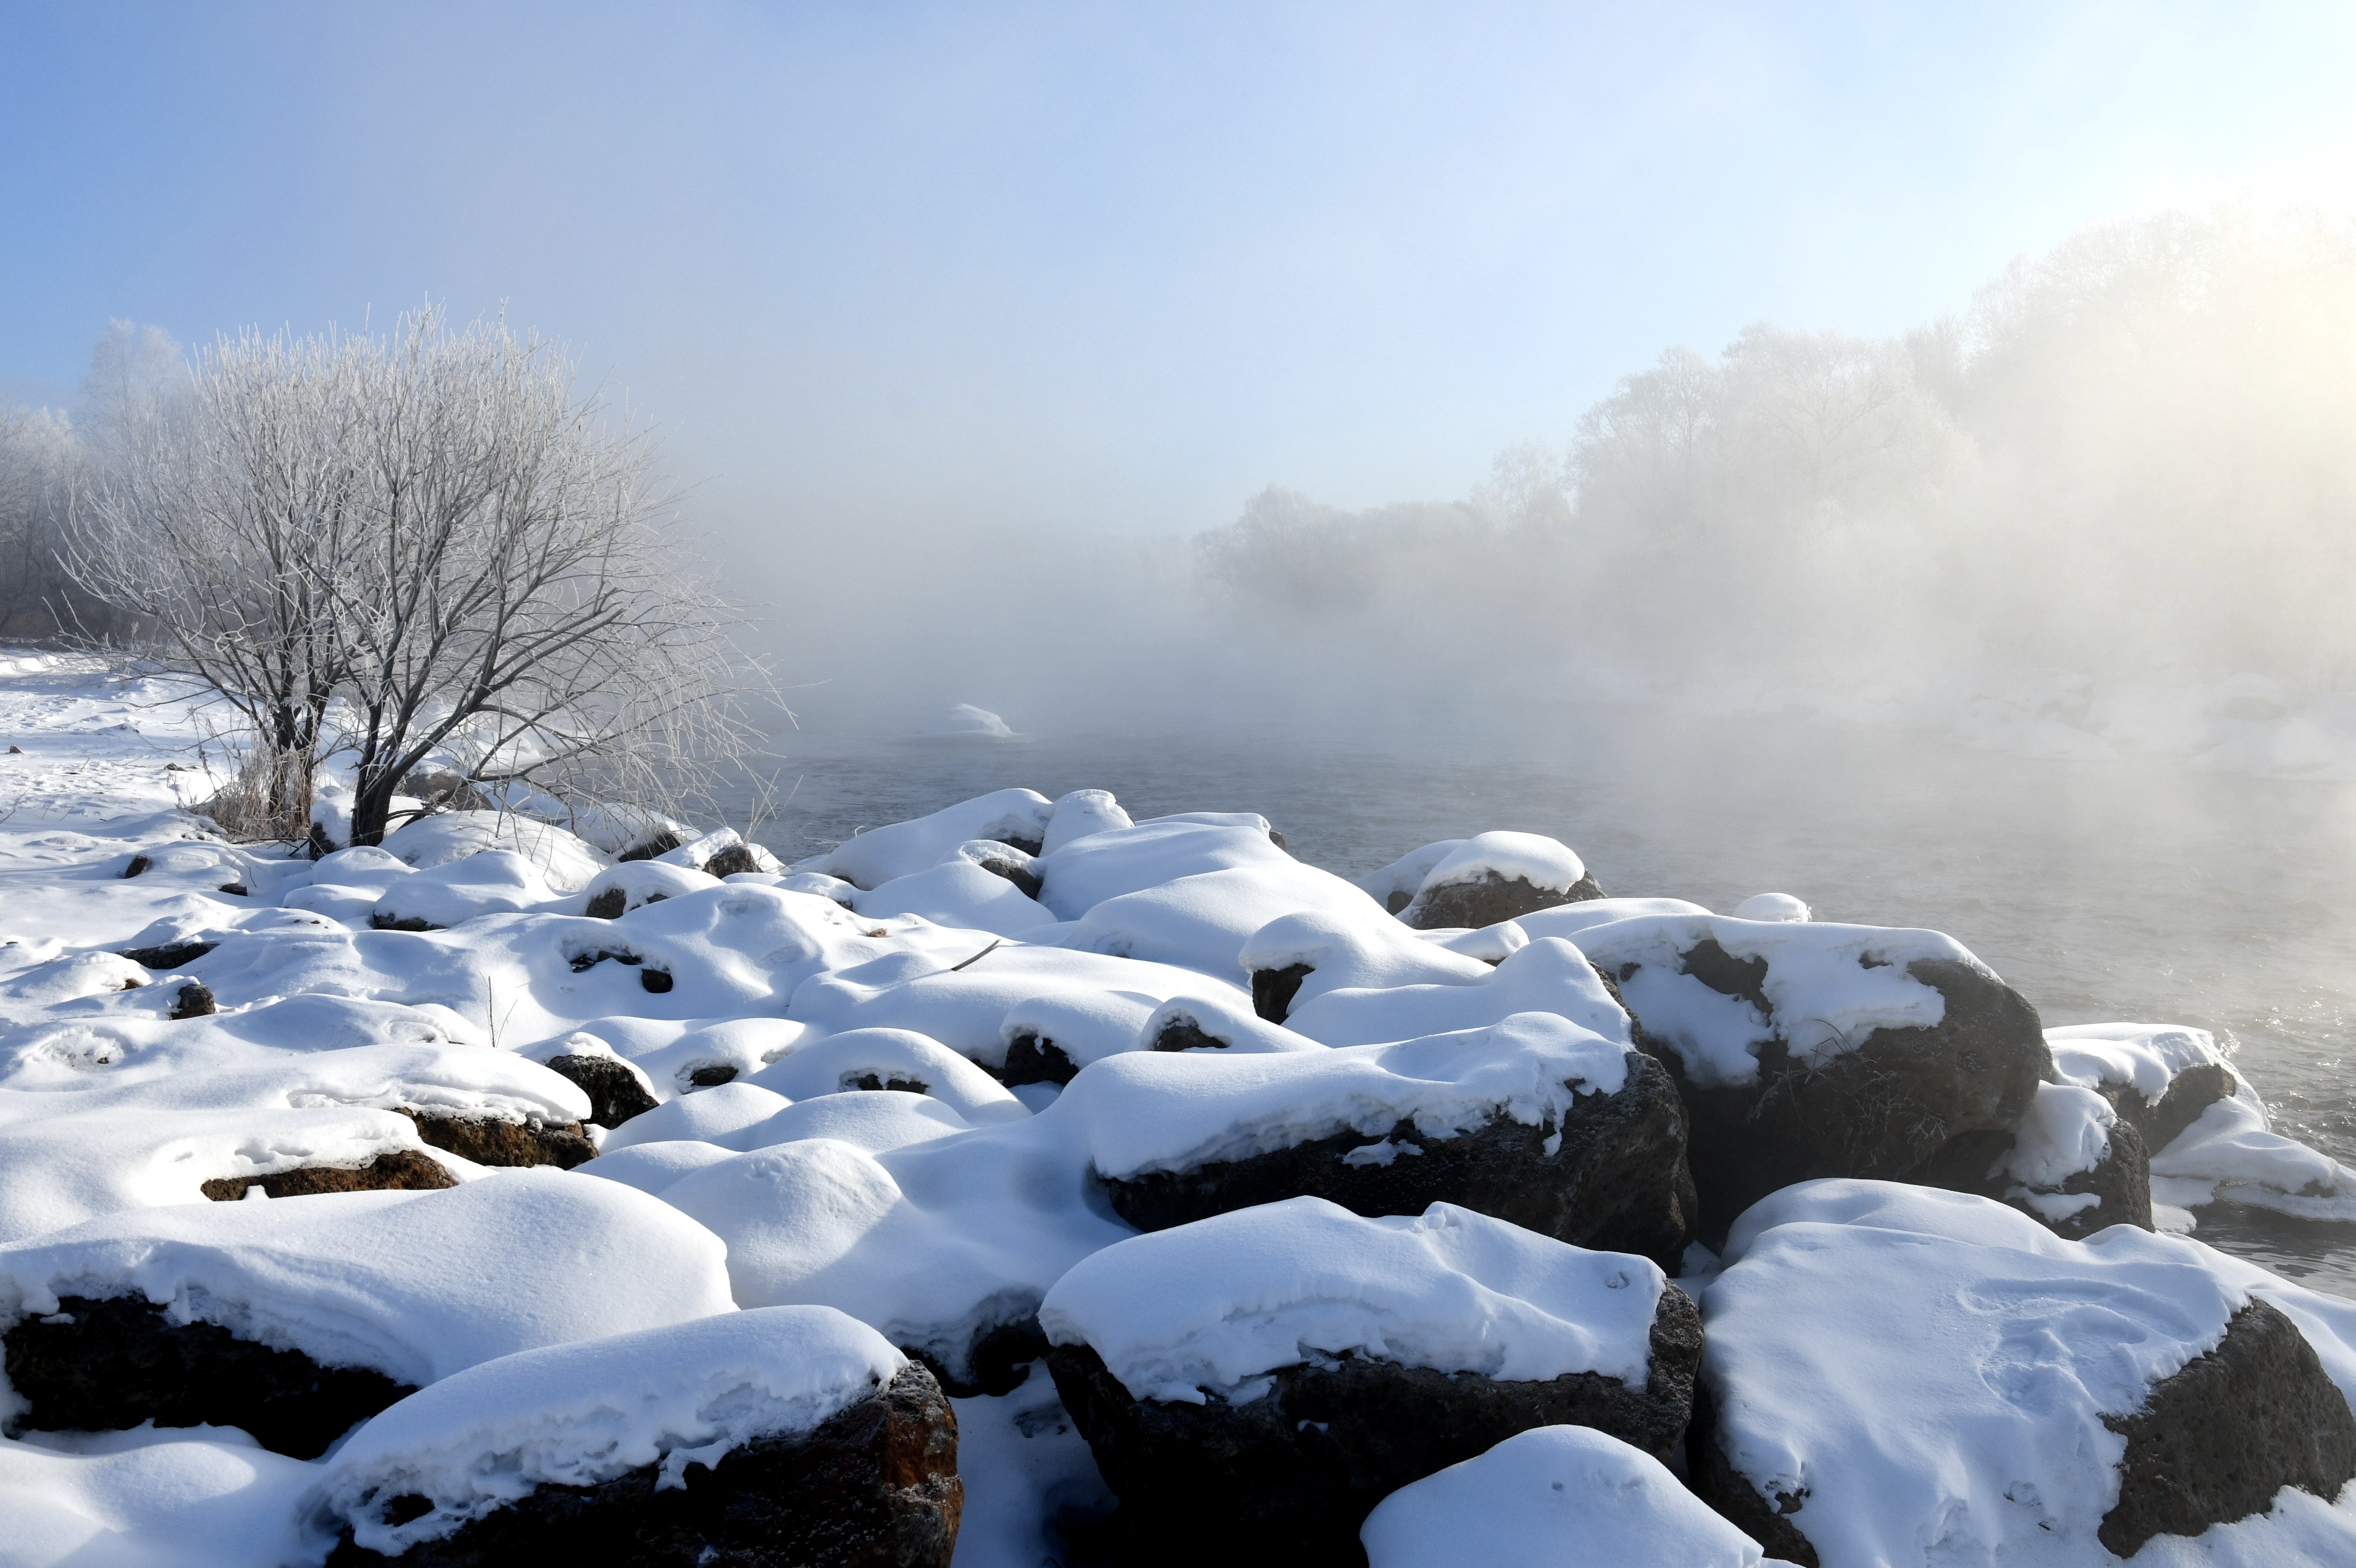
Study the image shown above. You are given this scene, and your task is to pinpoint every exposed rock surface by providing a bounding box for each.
[399,1110,597,1170]
[323,1363,963,1568]
[617,828,687,863]
[1647,952,2048,1230]
[119,938,217,969]
[1404,870,1605,930]
[545,1053,660,1128]
[3,1293,416,1458]
[1048,1285,1699,1565]
[1098,1050,1696,1270]
[169,977,217,1019]
[2100,1298,2356,1557]
[1000,1032,1080,1087]
[200,1149,456,1201]
[1916,1116,2154,1240]
[1250,962,1312,1024]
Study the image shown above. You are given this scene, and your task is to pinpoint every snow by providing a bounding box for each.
[1561,915,1982,1088]
[1039,1197,1663,1405]
[367,848,562,929]
[0,1426,324,1568]
[1049,862,1382,979]
[315,1305,900,1555]
[1354,840,1464,909]
[948,1362,1116,1568]
[597,1080,794,1153]
[1281,937,1634,1049]
[1992,1082,2116,1189]
[1360,1424,1781,1568]
[749,1025,1027,1124]
[1705,1179,2356,1567]
[1032,816,1292,919]
[578,858,721,915]
[0,1169,735,1389]
[378,811,608,895]
[1040,788,1134,854]
[855,857,1055,937]
[1731,892,1810,923]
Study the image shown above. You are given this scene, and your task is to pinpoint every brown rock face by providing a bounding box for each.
[399,1110,597,1169]
[201,1149,457,1201]
[1098,1050,1696,1272]
[169,978,217,1019]
[1645,953,2049,1233]
[325,1363,964,1568]
[1405,870,1605,931]
[3,1294,416,1459]
[1048,1284,1699,1567]
[2100,1298,2356,1557]
[545,1054,660,1128]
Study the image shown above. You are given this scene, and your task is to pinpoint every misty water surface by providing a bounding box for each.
[728,707,2356,1296]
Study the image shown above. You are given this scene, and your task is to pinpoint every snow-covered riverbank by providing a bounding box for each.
[7,649,2356,1566]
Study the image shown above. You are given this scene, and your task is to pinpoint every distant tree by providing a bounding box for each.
[70,305,749,847]
[0,405,83,638]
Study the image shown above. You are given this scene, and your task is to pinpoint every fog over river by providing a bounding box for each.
[728,706,2356,1295]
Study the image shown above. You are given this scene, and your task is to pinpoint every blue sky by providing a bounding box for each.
[3,2,2353,536]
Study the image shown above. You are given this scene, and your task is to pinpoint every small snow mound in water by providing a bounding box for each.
[916,703,1017,740]
[1733,892,1810,922]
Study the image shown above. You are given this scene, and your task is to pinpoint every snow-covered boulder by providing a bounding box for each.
[368,848,562,931]
[1031,815,1292,920]
[854,856,1054,937]
[539,1048,660,1128]
[1397,831,1604,930]
[748,1026,1027,1125]
[1237,904,1495,1023]
[378,811,608,895]
[796,787,1055,889]
[1040,787,1134,853]
[1565,914,2048,1226]
[1058,1010,1696,1268]
[579,858,720,919]
[1361,1424,1790,1568]
[2047,1021,2356,1222]
[1913,1080,2155,1240]
[1039,1198,1699,1560]
[1279,934,1634,1048]
[651,824,775,879]
[1695,1180,2356,1565]
[0,1169,735,1456]
[1049,861,1384,983]
[313,1306,960,1568]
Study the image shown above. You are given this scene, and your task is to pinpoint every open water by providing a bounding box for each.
[727,706,2356,1296]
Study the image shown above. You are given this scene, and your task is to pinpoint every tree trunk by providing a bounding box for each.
[346,769,399,849]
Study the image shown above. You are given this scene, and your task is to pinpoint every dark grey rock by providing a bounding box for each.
[2102,1298,2356,1557]
[1249,963,1311,1024]
[1000,1033,1079,1087]
[1048,1284,1699,1565]
[1641,951,2049,1233]
[584,887,628,919]
[546,1054,659,1128]
[169,978,217,1020]
[617,828,686,864]
[325,1363,963,1568]
[120,938,217,969]
[1916,1116,2154,1240]
[122,853,151,879]
[684,1063,738,1089]
[962,841,1043,900]
[701,843,761,879]
[4,1293,415,1459]
[1098,1049,1696,1271]
[1405,870,1605,931]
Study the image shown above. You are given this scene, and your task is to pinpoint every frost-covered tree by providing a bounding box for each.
[71,306,749,847]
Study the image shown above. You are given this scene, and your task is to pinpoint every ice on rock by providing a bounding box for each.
[1040,788,1135,854]
[1052,862,1388,980]
[854,857,1055,937]
[0,1169,735,1388]
[1703,1179,2356,1567]
[314,1305,903,1557]
[1564,914,1979,1087]
[748,1025,1028,1124]
[1360,1424,1780,1568]
[1055,1010,1631,1183]
[1039,1198,1663,1405]
[598,1080,793,1153]
[795,788,1055,889]
[1032,817,1293,920]
[1283,937,1633,1049]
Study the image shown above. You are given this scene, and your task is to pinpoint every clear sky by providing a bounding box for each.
[3,2,2353,537]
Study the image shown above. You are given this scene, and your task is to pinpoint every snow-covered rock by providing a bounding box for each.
[1040,1197,1699,1560]
[311,1306,958,1565]
[1696,1180,2356,1565]
[1397,831,1600,930]
[796,787,1055,889]
[1361,1424,1789,1568]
